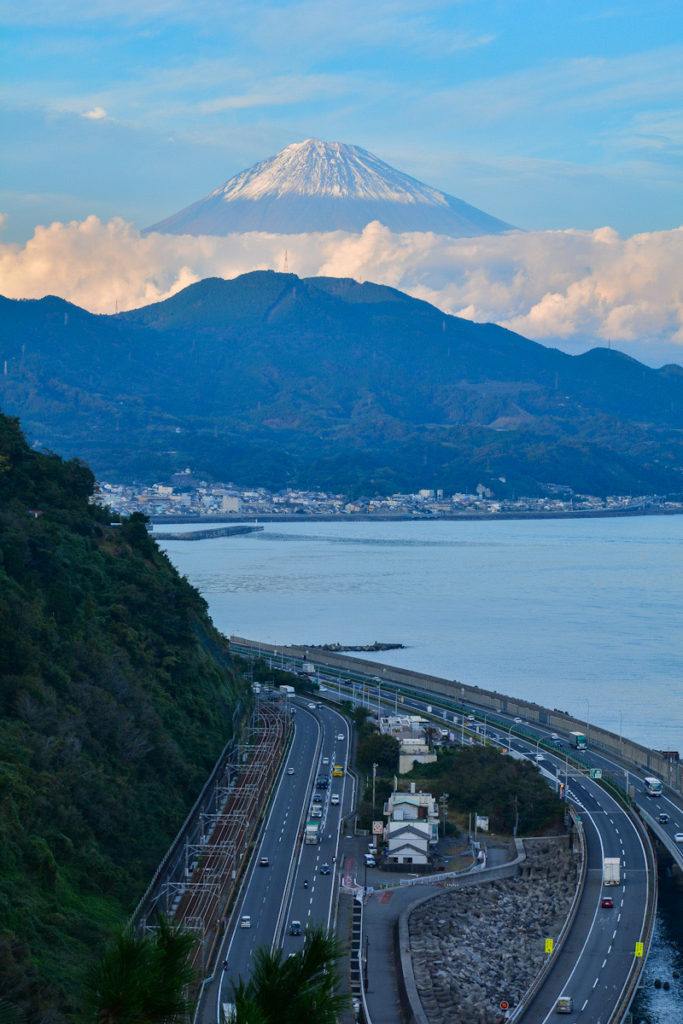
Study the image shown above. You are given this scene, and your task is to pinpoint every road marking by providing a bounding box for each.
[612,930,617,939]
[608,944,612,953]
[581,1000,588,1011]
[602,958,607,968]
[593,978,599,989]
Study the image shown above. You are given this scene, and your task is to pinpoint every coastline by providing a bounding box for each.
[150,506,683,526]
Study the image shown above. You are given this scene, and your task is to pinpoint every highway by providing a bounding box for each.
[214,697,353,1018]
[222,644,664,1021]
[326,681,654,1021]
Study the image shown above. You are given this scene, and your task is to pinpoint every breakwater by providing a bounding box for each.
[154,524,263,541]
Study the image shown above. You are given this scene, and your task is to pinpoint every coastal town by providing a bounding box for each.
[97,475,683,520]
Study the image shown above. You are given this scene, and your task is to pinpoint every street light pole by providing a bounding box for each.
[372,762,378,823]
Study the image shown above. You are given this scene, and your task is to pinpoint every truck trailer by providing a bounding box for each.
[569,731,588,749]
[304,820,321,844]
[603,857,621,885]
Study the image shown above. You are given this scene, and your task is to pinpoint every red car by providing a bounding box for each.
[601,896,613,909]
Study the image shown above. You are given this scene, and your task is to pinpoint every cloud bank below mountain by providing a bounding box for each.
[1,215,682,365]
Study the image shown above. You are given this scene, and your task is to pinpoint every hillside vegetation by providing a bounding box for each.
[0,412,246,1021]
[1,272,682,497]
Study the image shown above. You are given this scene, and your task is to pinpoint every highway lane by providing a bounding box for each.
[281,702,353,955]
[520,763,650,1022]
[216,700,320,1010]
[214,698,353,1016]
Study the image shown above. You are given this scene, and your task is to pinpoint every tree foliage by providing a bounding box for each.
[82,917,197,1024]
[228,926,348,1024]
[0,413,246,1021]
[405,745,562,835]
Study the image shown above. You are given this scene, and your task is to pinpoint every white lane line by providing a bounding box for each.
[612,929,617,939]
[602,958,607,968]
[593,978,599,989]
[581,1000,589,1011]
[608,944,612,953]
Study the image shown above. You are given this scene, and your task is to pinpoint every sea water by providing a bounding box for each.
[157,515,682,752]
[157,514,683,1022]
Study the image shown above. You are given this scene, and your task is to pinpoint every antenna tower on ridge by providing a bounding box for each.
[283,249,289,273]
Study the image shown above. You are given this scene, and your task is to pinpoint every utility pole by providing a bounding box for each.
[372,762,378,822]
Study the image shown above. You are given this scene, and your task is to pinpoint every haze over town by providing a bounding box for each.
[1,1,682,365]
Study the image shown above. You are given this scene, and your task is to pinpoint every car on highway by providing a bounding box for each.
[675,832,683,843]
[514,717,522,724]
[330,793,340,805]
[240,915,251,928]
[290,920,302,936]
[554,995,573,1013]
[308,703,316,709]
[312,793,323,803]
[259,856,269,867]
[657,812,669,824]
[601,896,614,908]
[311,806,322,818]
[550,733,559,740]
[337,733,345,741]
[287,767,295,775]
[322,756,330,765]
[535,754,545,762]
[333,764,344,776]
[320,863,331,875]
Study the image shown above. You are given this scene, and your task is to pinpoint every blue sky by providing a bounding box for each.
[2,0,682,242]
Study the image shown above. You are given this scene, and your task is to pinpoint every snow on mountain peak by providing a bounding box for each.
[146,139,515,238]
[212,139,449,207]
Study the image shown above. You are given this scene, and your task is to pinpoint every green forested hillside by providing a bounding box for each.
[2,273,682,497]
[0,412,246,1021]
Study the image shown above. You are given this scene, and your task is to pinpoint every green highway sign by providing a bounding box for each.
[590,768,603,779]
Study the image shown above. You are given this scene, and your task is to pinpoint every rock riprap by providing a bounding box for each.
[408,838,578,1024]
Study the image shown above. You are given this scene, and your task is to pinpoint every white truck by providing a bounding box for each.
[279,684,295,695]
[603,857,621,885]
[304,820,320,844]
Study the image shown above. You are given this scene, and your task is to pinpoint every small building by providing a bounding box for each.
[383,783,440,868]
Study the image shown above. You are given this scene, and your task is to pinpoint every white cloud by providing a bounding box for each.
[1,215,682,363]
[82,106,108,120]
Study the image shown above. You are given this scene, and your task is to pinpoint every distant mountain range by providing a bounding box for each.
[1,271,682,498]
[146,138,515,237]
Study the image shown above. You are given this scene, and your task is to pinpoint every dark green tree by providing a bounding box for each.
[82,917,197,1024]
[229,925,348,1024]
[356,733,400,774]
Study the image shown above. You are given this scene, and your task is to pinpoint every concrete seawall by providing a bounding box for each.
[231,636,682,797]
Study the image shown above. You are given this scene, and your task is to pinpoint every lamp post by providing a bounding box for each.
[585,699,590,747]
[372,762,378,823]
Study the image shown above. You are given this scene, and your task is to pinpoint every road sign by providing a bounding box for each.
[635,942,644,957]
[545,938,554,954]
[500,1001,509,1010]
[590,768,603,779]
[372,820,383,835]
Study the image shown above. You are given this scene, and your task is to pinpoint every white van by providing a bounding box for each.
[240,914,251,929]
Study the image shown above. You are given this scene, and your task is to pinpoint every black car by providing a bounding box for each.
[658,812,670,824]
[320,862,331,875]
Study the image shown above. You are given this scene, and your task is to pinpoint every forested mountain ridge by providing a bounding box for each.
[0,412,246,1021]
[1,272,682,497]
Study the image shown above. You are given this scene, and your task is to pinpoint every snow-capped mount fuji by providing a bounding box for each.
[146,139,514,237]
